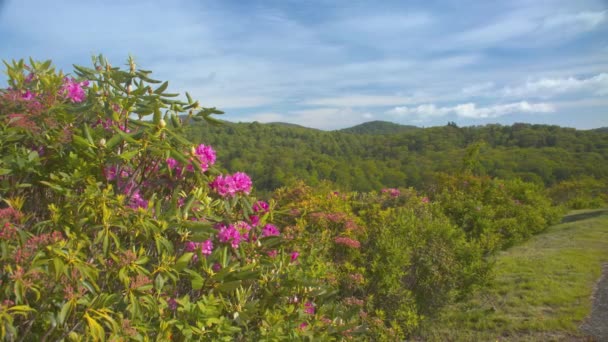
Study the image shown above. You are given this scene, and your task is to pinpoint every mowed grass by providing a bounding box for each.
[418,209,608,341]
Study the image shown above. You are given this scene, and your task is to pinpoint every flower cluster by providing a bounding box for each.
[185,239,213,261]
[381,188,400,197]
[334,236,361,249]
[261,224,280,237]
[209,172,252,197]
[252,200,269,213]
[60,77,89,103]
[189,144,216,172]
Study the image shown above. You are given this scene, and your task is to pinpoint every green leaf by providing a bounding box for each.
[184,269,205,290]
[175,253,193,271]
[154,81,169,94]
[58,300,74,325]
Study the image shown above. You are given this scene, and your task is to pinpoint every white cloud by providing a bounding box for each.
[389,101,555,120]
[301,95,418,107]
[461,82,495,96]
[503,73,608,98]
[541,11,606,33]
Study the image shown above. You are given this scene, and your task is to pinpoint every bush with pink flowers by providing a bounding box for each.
[0,57,357,340]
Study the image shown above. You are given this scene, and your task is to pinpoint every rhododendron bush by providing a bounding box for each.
[0,57,356,340]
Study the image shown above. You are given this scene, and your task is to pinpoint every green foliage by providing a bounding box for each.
[185,120,608,197]
[430,173,564,252]
[0,57,350,340]
[418,209,608,341]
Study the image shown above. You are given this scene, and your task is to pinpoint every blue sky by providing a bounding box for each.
[1,0,607,130]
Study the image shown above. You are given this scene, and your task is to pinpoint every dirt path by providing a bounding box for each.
[580,263,608,341]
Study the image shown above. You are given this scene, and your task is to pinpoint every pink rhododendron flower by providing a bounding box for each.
[249,215,260,227]
[21,90,35,101]
[232,172,252,194]
[381,188,400,197]
[298,322,309,330]
[267,250,278,258]
[262,224,280,237]
[304,301,315,315]
[334,236,361,249]
[234,221,252,240]
[290,251,299,262]
[210,174,235,197]
[128,191,148,209]
[217,224,241,248]
[209,172,252,197]
[252,200,269,213]
[185,239,214,261]
[194,144,216,171]
[61,77,89,103]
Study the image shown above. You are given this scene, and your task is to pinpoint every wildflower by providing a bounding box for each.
[262,224,280,237]
[304,301,315,315]
[252,200,269,213]
[193,144,216,171]
[232,172,252,194]
[334,236,361,249]
[21,90,35,100]
[209,172,252,197]
[60,77,89,103]
[249,215,260,227]
[217,224,241,248]
[381,188,400,197]
[290,251,300,262]
[298,322,309,330]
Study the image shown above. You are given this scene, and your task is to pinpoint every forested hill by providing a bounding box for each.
[337,120,419,134]
[185,121,608,193]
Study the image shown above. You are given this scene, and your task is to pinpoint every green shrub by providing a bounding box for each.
[0,57,349,340]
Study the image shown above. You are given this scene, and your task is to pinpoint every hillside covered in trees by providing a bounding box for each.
[185,120,608,194]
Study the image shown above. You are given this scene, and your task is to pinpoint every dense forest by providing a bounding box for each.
[185,119,608,194]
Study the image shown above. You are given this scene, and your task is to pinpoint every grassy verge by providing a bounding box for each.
[417,209,608,341]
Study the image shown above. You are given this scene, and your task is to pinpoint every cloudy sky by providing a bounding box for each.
[1,0,607,129]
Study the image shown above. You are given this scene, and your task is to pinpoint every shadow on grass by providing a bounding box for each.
[561,209,608,224]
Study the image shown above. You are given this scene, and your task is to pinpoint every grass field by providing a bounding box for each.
[417,209,608,341]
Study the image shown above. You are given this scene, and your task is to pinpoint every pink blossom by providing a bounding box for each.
[304,301,315,315]
[252,200,269,213]
[234,221,252,240]
[267,250,278,258]
[61,77,89,103]
[24,72,35,83]
[381,188,400,197]
[334,236,361,249]
[421,196,430,203]
[290,251,299,262]
[217,224,241,248]
[262,224,280,237]
[210,174,235,197]
[232,172,252,194]
[298,322,309,330]
[185,239,214,261]
[249,215,260,227]
[21,90,35,101]
[128,191,148,209]
[209,172,252,197]
[193,144,216,172]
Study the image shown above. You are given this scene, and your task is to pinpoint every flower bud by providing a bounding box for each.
[98,138,106,147]
[159,119,166,128]
[190,146,196,156]
[126,84,132,94]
